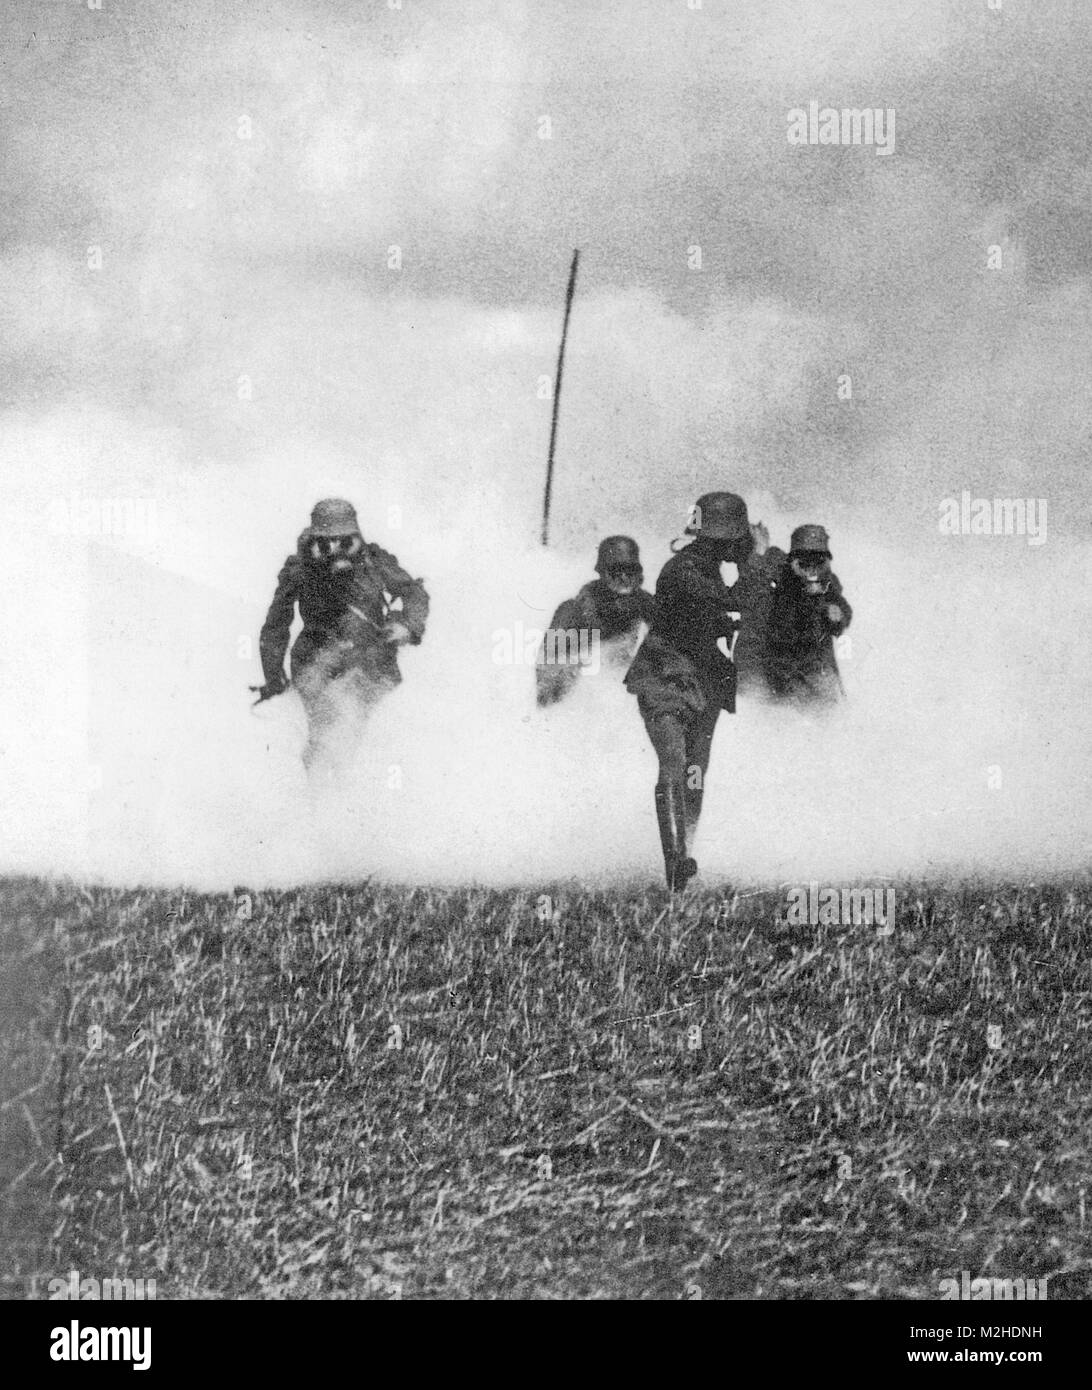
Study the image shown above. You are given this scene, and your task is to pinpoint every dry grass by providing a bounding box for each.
[3,875,1092,1299]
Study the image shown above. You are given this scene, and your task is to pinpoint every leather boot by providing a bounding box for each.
[654,783,697,890]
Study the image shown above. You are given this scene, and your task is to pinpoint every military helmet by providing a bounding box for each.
[307,498,361,538]
[595,535,641,574]
[685,492,750,541]
[789,523,831,557]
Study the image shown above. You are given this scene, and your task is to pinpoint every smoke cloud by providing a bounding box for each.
[1,0,1089,887]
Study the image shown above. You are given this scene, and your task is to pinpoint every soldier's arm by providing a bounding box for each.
[536,663,580,706]
[259,555,301,684]
[825,574,852,633]
[568,589,602,634]
[545,595,584,630]
[372,546,429,643]
[658,562,738,646]
[745,545,785,581]
[539,597,585,666]
[536,596,583,705]
[768,545,788,567]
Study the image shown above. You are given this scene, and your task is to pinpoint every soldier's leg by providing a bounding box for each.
[640,706,698,891]
[293,650,348,771]
[342,666,397,740]
[309,666,396,771]
[297,675,337,770]
[683,703,721,842]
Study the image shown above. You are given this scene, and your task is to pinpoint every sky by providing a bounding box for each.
[0,0,1089,887]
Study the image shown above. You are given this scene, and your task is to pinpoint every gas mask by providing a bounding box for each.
[601,562,643,597]
[789,551,832,596]
[308,534,362,574]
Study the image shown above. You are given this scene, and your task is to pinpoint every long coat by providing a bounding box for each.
[762,564,852,703]
[260,538,429,689]
[624,544,739,719]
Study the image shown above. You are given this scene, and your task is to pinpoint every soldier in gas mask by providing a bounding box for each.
[624,493,754,889]
[536,535,656,707]
[763,523,852,705]
[253,498,429,766]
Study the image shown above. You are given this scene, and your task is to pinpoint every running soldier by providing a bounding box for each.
[253,498,429,767]
[763,523,852,705]
[624,493,755,889]
[536,536,656,707]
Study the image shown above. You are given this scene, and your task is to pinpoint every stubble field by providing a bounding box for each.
[3,875,1091,1300]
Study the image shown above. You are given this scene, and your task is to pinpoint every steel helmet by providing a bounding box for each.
[685,492,751,541]
[789,523,831,557]
[308,498,361,538]
[595,535,641,574]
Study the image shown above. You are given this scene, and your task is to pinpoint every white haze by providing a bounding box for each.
[1,317,1088,890]
[1,0,1090,888]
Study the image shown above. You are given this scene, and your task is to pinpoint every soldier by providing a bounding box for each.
[253,498,429,766]
[624,493,755,889]
[762,523,852,705]
[724,519,787,699]
[535,536,656,707]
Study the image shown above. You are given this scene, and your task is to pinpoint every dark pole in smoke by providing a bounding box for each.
[540,248,580,547]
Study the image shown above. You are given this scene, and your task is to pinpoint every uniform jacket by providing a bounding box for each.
[624,543,740,719]
[536,580,656,706]
[762,563,852,703]
[260,536,429,687]
[729,546,786,692]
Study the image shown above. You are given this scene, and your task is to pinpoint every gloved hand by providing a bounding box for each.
[825,603,844,626]
[383,620,412,645]
[250,671,289,703]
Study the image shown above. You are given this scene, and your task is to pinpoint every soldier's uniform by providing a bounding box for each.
[624,493,754,889]
[730,542,788,696]
[257,498,429,765]
[536,536,656,707]
[763,523,852,705]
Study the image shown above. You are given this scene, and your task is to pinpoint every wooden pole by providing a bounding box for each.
[541,249,580,546]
